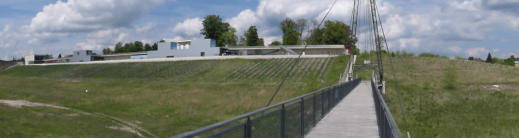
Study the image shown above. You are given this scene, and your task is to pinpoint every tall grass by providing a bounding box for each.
[374,55,519,137]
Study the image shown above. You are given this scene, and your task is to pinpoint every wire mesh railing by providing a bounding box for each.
[174,79,361,138]
[371,75,400,138]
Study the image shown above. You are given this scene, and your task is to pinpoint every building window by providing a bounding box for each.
[210,39,216,47]
[201,52,205,57]
[170,42,177,50]
[86,50,92,55]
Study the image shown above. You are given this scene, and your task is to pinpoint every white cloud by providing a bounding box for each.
[136,23,155,33]
[465,47,489,57]
[29,0,162,33]
[76,29,128,50]
[228,9,259,35]
[448,46,462,53]
[0,24,29,48]
[171,17,203,40]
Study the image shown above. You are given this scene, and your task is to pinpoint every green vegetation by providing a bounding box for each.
[245,26,264,46]
[306,20,359,54]
[357,53,519,137]
[103,41,158,55]
[269,41,282,46]
[201,15,237,47]
[280,18,302,45]
[0,57,348,137]
[0,105,138,137]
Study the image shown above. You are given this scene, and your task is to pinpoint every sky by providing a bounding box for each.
[0,0,518,60]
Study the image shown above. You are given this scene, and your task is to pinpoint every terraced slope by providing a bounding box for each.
[0,56,348,137]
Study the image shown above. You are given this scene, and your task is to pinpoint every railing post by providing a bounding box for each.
[312,93,316,126]
[300,98,304,137]
[280,104,285,138]
[245,117,251,138]
[321,93,325,117]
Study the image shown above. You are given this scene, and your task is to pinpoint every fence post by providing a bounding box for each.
[300,98,305,137]
[280,104,285,138]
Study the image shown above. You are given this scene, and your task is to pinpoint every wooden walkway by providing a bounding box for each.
[306,81,379,138]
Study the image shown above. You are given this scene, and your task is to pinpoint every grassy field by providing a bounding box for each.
[357,54,519,137]
[0,56,348,137]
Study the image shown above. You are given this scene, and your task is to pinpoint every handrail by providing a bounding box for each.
[174,79,361,138]
[371,75,400,138]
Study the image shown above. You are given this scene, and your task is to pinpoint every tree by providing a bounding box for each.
[114,42,124,53]
[468,57,475,60]
[220,27,238,46]
[486,53,493,63]
[134,41,144,52]
[504,55,516,66]
[322,21,351,44]
[305,20,358,54]
[281,18,300,45]
[124,42,136,52]
[144,43,152,51]
[296,19,307,44]
[306,28,324,44]
[246,26,260,46]
[201,15,231,47]
[152,43,158,50]
[270,41,282,46]
[258,38,265,46]
[103,48,113,55]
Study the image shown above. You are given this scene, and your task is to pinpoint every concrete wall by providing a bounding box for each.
[238,48,345,56]
[104,55,132,61]
[24,55,35,65]
[147,39,220,58]
[70,50,92,62]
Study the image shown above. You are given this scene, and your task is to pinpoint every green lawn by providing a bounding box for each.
[0,56,348,137]
[357,54,519,137]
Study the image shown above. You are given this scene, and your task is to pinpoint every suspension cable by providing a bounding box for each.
[265,0,339,106]
[374,1,411,137]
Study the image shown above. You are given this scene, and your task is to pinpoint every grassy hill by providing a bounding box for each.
[358,54,519,137]
[0,56,348,137]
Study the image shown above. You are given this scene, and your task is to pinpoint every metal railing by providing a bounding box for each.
[371,76,400,138]
[175,79,361,138]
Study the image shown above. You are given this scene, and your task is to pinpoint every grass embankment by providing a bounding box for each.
[358,54,519,137]
[0,56,348,137]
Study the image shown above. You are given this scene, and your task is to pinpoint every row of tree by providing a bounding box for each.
[103,41,158,55]
[104,15,359,54]
[199,15,359,54]
[468,53,517,66]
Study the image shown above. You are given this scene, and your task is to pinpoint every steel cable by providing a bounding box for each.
[265,0,339,106]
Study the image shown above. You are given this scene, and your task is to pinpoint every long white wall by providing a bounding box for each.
[27,55,337,66]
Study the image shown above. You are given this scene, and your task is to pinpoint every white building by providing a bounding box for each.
[147,39,220,58]
[515,61,519,68]
[70,50,94,62]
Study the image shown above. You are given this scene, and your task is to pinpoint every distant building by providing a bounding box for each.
[24,54,52,65]
[92,52,147,61]
[223,45,346,56]
[70,50,95,62]
[147,39,220,58]
[515,61,519,68]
